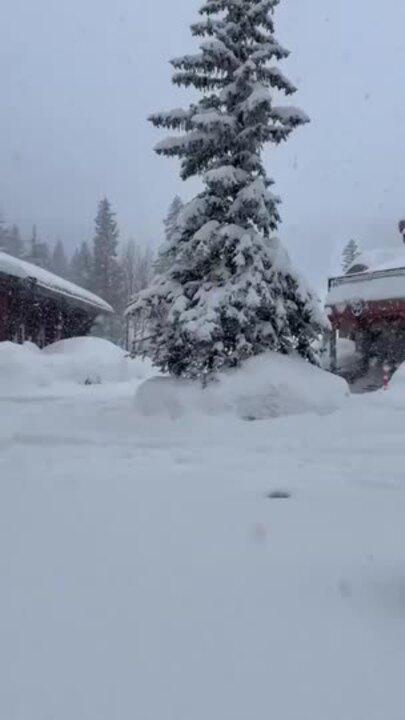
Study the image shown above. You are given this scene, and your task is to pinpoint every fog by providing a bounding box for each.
[1,0,405,287]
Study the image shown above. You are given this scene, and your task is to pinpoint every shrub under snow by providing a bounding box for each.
[135,351,349,420]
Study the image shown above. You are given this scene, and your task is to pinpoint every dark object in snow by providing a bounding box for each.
[267,490,291,499]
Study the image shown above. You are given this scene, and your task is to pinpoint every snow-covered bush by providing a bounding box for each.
[135,352,348,420]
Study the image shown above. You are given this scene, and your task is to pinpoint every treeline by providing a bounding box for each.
[0,197,159,344]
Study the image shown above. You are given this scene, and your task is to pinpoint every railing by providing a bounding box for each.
[328,266,405,291]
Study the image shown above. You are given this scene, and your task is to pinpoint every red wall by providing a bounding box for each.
[0,292,9,341]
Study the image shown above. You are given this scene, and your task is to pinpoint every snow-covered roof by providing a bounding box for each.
[327,245,405,308]
[346,247,405,274]
[0,251,113,314]
[327,267,405,307]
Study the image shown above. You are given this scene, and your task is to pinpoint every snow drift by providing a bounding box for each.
[135,351,349,420]
[0,338,153,396]
[386,361,405,401]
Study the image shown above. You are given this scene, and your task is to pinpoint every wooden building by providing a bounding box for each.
[326,245,405,378]
[0,251,113,347]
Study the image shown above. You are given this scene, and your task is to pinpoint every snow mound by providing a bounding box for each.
[43,337,154,385]
[0,338,154,396]
[135,352,349,420]
[43,337,128,385]
[388,362,405,397]
[0,342,50,393]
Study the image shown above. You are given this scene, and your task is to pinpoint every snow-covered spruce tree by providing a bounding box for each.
[342,239,361,273]
[51,239,69,278]
[136,0,325,379]
[91,198,125,342]
[164,195,184,244]
[156,195,184,273]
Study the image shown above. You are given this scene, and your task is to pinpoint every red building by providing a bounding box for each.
[0,251,113,347]
[326,244,405,378]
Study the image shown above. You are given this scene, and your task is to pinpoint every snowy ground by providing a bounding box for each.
[1,355,405,719]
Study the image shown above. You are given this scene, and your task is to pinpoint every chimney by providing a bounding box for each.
[399,219,405,243]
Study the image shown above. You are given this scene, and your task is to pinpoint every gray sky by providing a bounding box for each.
[1,0,405,288]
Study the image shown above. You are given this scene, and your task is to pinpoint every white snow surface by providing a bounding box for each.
[326,270,405,306]
[0,251,113,313]
[0,337,153,394]
[135,352,348,420]
[2,344,405,720]
[346,246,405,274]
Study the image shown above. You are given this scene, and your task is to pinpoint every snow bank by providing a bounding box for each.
[135,352,349,420]
[0,338,154,396]
[0,342,50,394]
[388,362,405,398]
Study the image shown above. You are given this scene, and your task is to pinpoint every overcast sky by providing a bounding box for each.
[1,0,405,288]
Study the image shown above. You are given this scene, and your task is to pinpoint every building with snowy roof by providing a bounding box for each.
[326,228,405,380]
[0,251,113,347]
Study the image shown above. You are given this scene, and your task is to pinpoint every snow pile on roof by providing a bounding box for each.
[135,352,348,420]
[0,251,112,313]
[0,338,154,396]
[327,269,405,307]
[346,246,405,274]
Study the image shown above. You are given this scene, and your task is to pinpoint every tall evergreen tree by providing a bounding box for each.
[92,198,121,303]
[156,196,184,273]
[91,198,125,343]
[0,214,7,251]
[26,225,50,269]
[135,0,324,378]
[342,239,361,273]
[164,195,184,243]
[51,239,68,278]
[70,241,93,288]
[6,224,25,258]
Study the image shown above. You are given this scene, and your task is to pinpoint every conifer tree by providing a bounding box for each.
[7,225,25,258]
[70,241,93,288]
[26,225,50,269]
[51,239,68,278]
[0,214,7,251]
[135,0,324,378]
[164,195,184,244]
[91,198,125,342]
[156,196,184,273]
[342,239,361,273]
[91,198,121,304]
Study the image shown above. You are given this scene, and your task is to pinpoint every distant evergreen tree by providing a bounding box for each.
[6,224,25,258]
[164,195,184,243]
[0,214,7,251]
[156,196,184,273]
[70,241,93,289]
[26,225,50,269]
[91,198,125,343]
[91,198,121,303]
[342,239,361,273]
[51,239,68,278]
[134,0,324,379]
